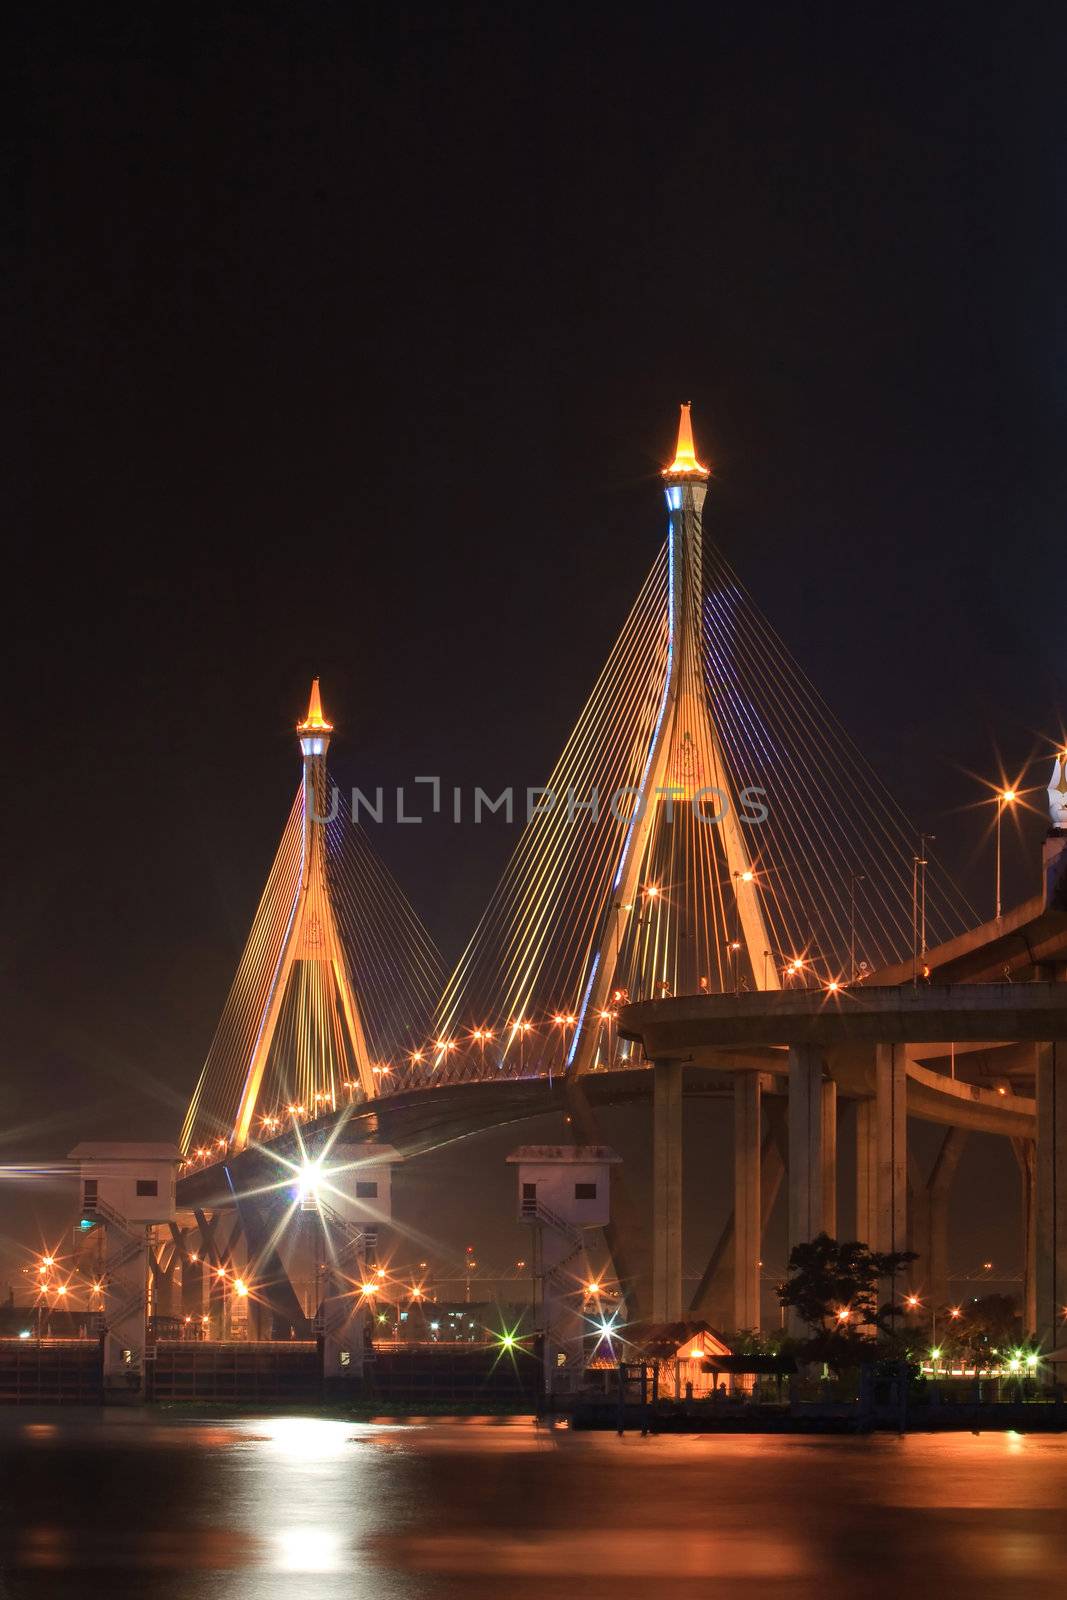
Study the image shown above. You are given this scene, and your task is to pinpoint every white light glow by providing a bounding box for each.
[274,1526,344,1573]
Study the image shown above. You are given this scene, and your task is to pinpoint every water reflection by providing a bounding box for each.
[0,1418,1064,1598]
[274,1525,345,1573]
[255,1415,355,1459]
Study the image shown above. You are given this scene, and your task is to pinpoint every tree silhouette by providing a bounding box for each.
[779,1233,918,1354]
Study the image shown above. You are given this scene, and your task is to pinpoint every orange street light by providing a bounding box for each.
[995,787,1019,920]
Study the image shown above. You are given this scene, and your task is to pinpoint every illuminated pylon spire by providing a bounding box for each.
[663,402,710,480]
[298,677,333,736]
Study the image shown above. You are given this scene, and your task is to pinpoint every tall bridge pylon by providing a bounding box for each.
[181,681,444,1156]
[230,681,373,1145]
[566,407,778,1077]
[432,406,976,1084]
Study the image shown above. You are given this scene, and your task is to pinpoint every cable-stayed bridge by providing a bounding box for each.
[182,407,979,1155]
[162,408,1067,1380]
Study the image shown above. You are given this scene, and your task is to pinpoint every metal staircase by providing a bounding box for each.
[317,1201,377,1269]
[84,1200,148,1343]
[521,1195,586,1283]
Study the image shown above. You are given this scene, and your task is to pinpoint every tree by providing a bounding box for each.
[778,1233,918,1363]
[956,1295,1022,1370]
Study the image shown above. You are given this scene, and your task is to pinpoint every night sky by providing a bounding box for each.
[6,7,1064,1290]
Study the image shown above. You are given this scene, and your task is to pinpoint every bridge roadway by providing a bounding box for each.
[869,893,1067,985]
[176,1067,661,1210]
[179,877,1067,1212]
[614,981,1067,1139]
[619,981,1067,1050]
[178,985,1062,1213]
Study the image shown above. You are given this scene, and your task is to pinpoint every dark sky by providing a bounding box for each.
[5,6,1064,1286]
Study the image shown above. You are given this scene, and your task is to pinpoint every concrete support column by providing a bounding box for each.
[907,1153,928,1266]
[788,1046,824,1245]
[854,1099,877,1247]
[875,1044,907,1260]
[1012,1139,1037,1336]
[927,1127,968,1311]
[788,1046,825,1335]
[926,1184,949,1313]
[689,1094,785,1328]
[1036,1041,1067,1349]
[651,1060,684,1323]
[733,1073,762,1333]
[821,1079,838,1239]
[785,1045,824,1325]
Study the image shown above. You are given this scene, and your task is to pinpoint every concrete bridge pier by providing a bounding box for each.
[909,1127,968,1311]
[875,1043,908,1261]
[1012,1136,1037,1334]
[854,1097,877,1246]
[689,1100,786,1332]
[733,1072,762,1333]
[787,1046,830,1335]
[821,1079,838,1237]
[1036,1040,1067,1349]
[925,1128,967,1310]
[651,1060,684,1322]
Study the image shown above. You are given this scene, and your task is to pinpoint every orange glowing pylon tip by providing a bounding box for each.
[297,677,334,734]
[663,402,709,479]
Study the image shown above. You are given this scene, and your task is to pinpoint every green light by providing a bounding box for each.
[500,1332,516,1350]
[1008,1357,1021,1373]
[1026,1354,1039,1369]
[930,1347,941,1360]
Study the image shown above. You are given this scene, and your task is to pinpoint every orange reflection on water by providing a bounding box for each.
[378,1528,810,1579]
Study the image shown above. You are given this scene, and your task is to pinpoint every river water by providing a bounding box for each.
[0,1414,1064,1599]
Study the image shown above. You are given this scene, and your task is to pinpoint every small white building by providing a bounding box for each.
[506,1143,619,1228]
[68,1141,179,1226]
[506,1144,622,1394]
[317,1141,400,1230]
[67,1142,180,1395]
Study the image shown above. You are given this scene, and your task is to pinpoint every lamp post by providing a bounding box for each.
[995,790,1017,921]
[597,1007,616,1069]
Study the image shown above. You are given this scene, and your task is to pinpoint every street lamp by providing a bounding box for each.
[552,1013,576,1069]
[597,1008,617,1068]
[995,789,1017,920]
[510,1019,534,1072]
